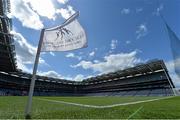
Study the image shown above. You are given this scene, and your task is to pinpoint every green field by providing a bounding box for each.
[0,96,180,119]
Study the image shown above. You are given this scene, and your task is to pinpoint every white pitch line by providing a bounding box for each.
[127,106,143,119]
[36,96,174,109]
[36,98,100,108]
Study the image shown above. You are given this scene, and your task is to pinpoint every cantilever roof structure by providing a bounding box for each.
[82,60,175,87]
[83,59,169,82]
[0,59,174,87]
[0,0,17,72]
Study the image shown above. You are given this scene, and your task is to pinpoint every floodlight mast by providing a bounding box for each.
[25,29,45,119]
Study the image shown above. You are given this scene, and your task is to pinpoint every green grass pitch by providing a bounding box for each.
[0,96,180,119]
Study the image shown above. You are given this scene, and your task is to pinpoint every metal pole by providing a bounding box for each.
[25,29,45,119]
[159,13,177,96]
[161,64,177,96]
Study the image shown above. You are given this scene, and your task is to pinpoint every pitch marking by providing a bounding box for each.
[36,96,174,109]
[127,106,143,119]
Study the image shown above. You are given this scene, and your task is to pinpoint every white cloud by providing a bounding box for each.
[126,40,131,44]
[73,74,95,81]
[57,0,68,4]
[136,8,143,13]
[136,24,148,39]
[38,71,86,81]
[72,51,141,74]
[16,56,32,73]
[66,53,82,60]
[56,5,75,19]
[9,0,75,30]
[93,60,100,63]
[38,70,62,78]
[89,48,98,57]
[77,56,82,61]
[89,51,95,57]
[11,31,47,72]
[111,39,118,50]
[10,0,43,30]
[66,53,75,58]
[165,59,180,88]
[153,4,164,16]
[9,0,78,30]
[166,59,180,74]
[12,31,36,64]
[26,0,56,20]
[74,74,84,81]
[166,60,175,73]
[170,74,180,88]
[49,52,55,56]
[121,8,130,15]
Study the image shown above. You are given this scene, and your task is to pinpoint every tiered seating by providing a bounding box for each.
[165,88,174,96]
[124,91,137,96]
[149,89,164,96]
[0,60,176,96]
[135,90,151,96]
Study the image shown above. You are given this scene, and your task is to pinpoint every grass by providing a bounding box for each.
[0,96,180,119]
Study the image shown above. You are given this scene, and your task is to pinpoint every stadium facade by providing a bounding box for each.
[0,0,17,72]
[0,0,175,96]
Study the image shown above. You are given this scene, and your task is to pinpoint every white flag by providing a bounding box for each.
[166,23,180,78]
[41,12,87,51]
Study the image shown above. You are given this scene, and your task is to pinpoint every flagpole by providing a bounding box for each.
[159,13,177,96]
[25,29,45,119]
[161,64,177,96]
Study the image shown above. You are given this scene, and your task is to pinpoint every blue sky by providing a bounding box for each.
[10,0,180,87]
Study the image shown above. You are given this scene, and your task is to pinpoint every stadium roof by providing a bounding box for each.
[83,59,169,82]
[0,59,173,87]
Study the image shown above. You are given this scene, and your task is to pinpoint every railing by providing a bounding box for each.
[0,0,3,16]
[6,0,11,13]
[2,0,11,15]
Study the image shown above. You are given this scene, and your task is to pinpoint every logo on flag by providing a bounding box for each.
[41,12,87,51]
[55,27,73,41]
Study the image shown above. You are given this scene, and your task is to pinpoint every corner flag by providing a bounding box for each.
[25,12,87,119]
[159,13,178,96]
[165,23,180,78]
[41,12,87,51]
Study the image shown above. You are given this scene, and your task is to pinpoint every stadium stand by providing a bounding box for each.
[0,0,17,72]
[0,60,176,96]
[0,0,176,96]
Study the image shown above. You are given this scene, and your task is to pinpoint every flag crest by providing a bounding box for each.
[41,12,87,51]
